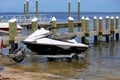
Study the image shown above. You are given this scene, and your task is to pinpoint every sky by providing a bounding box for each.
[0,0,120,12]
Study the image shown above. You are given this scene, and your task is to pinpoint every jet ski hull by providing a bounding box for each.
[23,41,88,55]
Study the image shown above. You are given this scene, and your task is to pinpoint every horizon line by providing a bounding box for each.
[0,11,120,13]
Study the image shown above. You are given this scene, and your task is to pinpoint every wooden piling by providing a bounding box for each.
[99,17,103,42]
[31,17,38,32]
[77,0,80,32]
[0,16,2,22]
[13,18,18,49]
[68,16,74,33]
[24,2,27,17]
[94,16,97,31]
[68,0,71,17]
[106,16,110,43]
[51,17,57,34]
[13,18,17,36]
[81,16,85,32]
[9,19,16,54]
[110,16,114,40]
[85,17,90,44]
[116,16,119,40]
[36,0,38,18]
[81,16,85,43]
[24,2,26,15]
[93,16,98,43]
[78,0,80,22]
[106,16,109,30]
[26,0,29,16]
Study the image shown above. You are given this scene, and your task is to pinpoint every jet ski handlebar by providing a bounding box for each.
[41,26,56,31]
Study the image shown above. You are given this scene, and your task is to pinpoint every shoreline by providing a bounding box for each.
[0,65,66,80]
[0,67,52,80]
[0,67,44,80]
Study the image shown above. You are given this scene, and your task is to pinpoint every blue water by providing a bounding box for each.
[1,12,120,21]
[1,12,120,30]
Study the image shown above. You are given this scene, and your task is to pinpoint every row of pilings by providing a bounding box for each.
[8,15,119,53]
[41,16,119,44]
[24,0,81,21]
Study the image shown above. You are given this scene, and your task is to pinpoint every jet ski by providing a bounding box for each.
[22,27,89,55]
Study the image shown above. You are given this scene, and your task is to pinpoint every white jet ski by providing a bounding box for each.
[22,27,89,55]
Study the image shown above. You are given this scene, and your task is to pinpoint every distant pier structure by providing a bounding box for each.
[0,0,81,28]
[1,16,120,46]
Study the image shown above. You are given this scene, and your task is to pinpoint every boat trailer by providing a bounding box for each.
[0,45,85,63]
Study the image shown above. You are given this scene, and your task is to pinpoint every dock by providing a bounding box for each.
[20,22,81,28]
[2,16,120,46]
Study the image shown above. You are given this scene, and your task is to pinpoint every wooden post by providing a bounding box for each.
[106,16,110,43]
[24,1,28,19]
[0,16,3,22]
[78,0,80,22]
[13,18,19,50]
[26,0,29,16]
[93,16,98,43]
[110,16,114,40]
[9,19,16,54]
[13,18,17,36]
[85,17,90,44]
[68,0,71,17]
[99,17,103,42]
[68,16,74,33]
[94,16,97,31]
[78,0,80,32]
[31,17,38,32]
[116,16,119,40]
[36,0,38,18]
[24,2,27,16]
[24,2,26,15]
[81,16,85,43]
[51,17,57,35]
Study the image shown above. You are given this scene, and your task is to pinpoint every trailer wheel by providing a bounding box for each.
[69,53,79,62]
[12,49,25,63]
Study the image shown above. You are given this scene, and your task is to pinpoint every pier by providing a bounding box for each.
[1,15,120,46]
[20,22,81,28]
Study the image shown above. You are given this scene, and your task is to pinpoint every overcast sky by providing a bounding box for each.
[0,0,120,12]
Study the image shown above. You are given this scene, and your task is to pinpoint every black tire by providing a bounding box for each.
[69,53,79,62]
[12,50,25,63]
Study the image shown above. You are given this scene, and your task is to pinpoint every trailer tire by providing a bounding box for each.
[69,53,79,62]
[12,49,25,63]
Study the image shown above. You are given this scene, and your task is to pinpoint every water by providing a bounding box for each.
[1,12,120,80]
[1,41,120,80]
